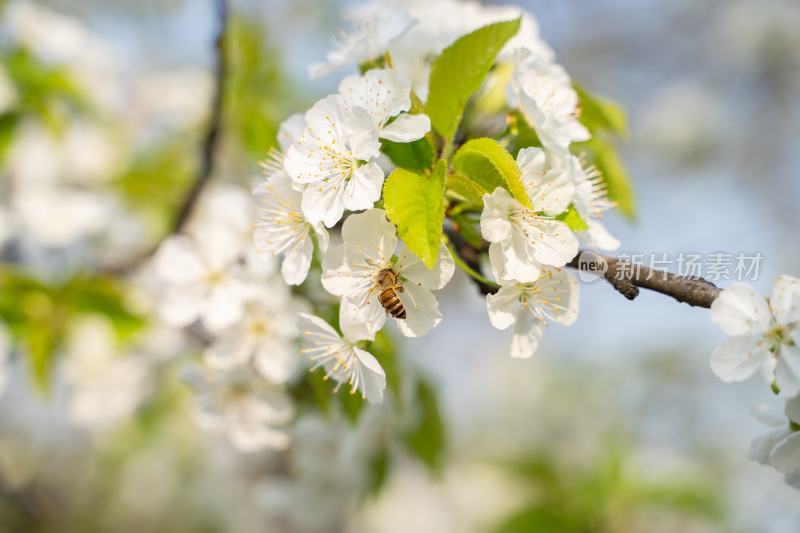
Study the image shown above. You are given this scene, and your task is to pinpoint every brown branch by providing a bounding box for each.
[448,227,722,308]
[101,0,229,275]
[568,252,722,308]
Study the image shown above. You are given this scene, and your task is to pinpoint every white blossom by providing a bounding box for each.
[516,147,576,215]
[62,318,149,429]
[710,276,800,395]
[309,1,414,78]
[509,49,589,155]
[321,209,454,339]
[298,313,386,404]
[153,228,249,332]
[284,95,383,228]
[192,368,293,452]
[566,156,620,251]
[253,172,329,285]
[204,293,303,384]
[749,397,800,489]
[338,68,430,143]
[487,267,578,358]
[481,186,579,284]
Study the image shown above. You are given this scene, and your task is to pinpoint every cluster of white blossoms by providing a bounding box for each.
[709,275,800,487]
[255,0,623,388]
[153,186,302,451]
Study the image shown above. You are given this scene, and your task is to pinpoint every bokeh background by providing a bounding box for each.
[1,0,799,531]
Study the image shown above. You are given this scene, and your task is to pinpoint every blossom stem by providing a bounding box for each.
[444,240,500,290]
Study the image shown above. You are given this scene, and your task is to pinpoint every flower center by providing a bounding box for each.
[205,270,226,286]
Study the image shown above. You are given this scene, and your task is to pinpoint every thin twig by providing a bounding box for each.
[172,0,228,234]
[444,239,499,290]
[101,0,229,274]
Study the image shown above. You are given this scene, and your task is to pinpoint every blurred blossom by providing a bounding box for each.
[13,186,114,247]
[62,317,150,429]
[204,292,305,383]
[188,184,254,246]
[190,367,293,452]
[0,324,10,395]
[637,82,724,165]
[257,412,385,532]
[131,70,213,132]
[714,0,800,73]
[4,0,123,110]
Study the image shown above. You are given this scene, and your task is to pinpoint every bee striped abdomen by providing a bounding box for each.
[379,288,406,319]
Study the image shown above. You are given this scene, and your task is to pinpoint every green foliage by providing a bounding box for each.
[556,205,589,232]
[452,138,531,208]
[0,269,145,391]
[381,136,434,171]
[494,441,724,533]
[426,19,521,145]
[370,330,401,399]
[1,47,89,132]
[445,172,486,205]
[226,14,294,156]
[112,139,195,236]
[505,110,541,156]
[573,84,635,220]
[403,376,446,474]
[574,83,628,138]
[383,160,447,269]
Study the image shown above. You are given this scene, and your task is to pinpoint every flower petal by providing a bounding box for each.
[776,344,800,398]
[771,275,800,326]
[769,432,800,473]
[486,284,521,330]
[340,208,397,264]
[395,243,454,290]
[709,335,770,383]
[159,285,205,327]
[510,309,546,359]
[352,347,386,403]
[395,284,442,337]
[254,338,297,384]
[380,113,431,142]
[343,162,384,212]
[710,283,772,337]
[480,188,514,242]
[154,235,206,284]
[535,268,579,325]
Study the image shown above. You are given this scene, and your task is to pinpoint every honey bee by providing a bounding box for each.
[376,268,406,319]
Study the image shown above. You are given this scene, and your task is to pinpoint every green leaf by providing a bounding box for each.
[452,138,531,208]
[445,172,486,204]
[338,386,366,424]
[370,330,401,400]
[383,160,446,269]
[404,377,446,474]
[381,136,434,171]
[574,83,628,137]
[367,445,391,496]
[556,205,589,232]
[426,18,521,144]
[576,138,636,220]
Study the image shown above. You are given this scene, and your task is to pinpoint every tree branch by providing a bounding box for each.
[568,252,722,308]
[447,230,722,308]
[171,0,228,235]
[101,0,229,274]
